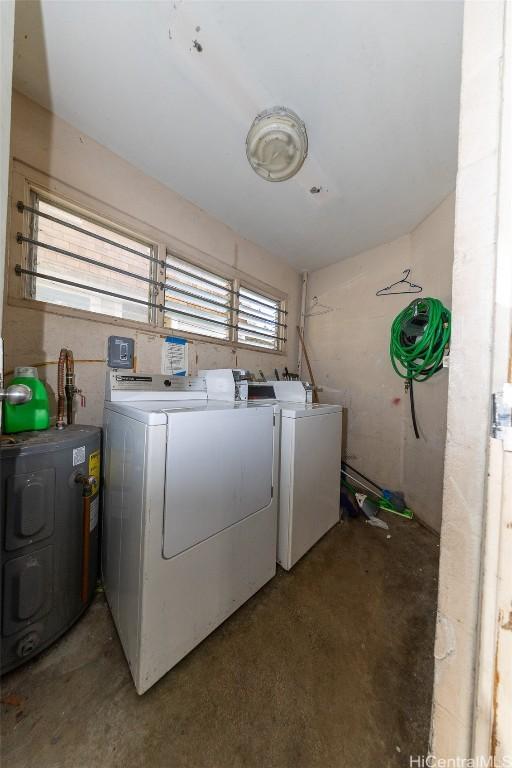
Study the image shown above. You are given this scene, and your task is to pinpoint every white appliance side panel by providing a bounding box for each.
[278,411,342,570]
[163,406,273,558]
[102,410,115,616]
[138,500,277,694]
[101,409,123,622]
[102,411,162,680]
[277,419,294,569]
[270,405,281,560]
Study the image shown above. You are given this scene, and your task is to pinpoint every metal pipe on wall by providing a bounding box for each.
[57,348,81,429]
[297,271,308,377]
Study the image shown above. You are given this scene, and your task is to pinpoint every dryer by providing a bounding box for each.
[200,371,343,572]
[102,372,279,694]
[276,400,342,570]
[249,382,343,570]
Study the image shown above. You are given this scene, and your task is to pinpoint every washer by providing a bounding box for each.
[277,401,342,570]
[102,372,279,694]
[200,371,343,571]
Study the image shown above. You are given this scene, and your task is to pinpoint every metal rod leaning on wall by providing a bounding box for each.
[297,271,308,376]
[297,325,319,404]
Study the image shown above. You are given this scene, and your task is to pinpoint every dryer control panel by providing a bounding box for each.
[105,372,207,401]
[248,380,313,403]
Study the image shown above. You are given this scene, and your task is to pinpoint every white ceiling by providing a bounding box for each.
[13,0,463,270]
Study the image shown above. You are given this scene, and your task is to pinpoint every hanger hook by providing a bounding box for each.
[375,267,423,296]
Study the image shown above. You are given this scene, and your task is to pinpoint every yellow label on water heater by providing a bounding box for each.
[88,450,100,488]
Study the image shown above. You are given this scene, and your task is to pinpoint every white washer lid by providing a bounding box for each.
[280,402,343,419]
[103,399,275,425]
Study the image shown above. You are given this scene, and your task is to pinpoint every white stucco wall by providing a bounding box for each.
[3,92,301,425]
[431,1,510,759]
[304,194,455,531]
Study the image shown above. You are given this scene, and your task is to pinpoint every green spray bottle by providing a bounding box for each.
[3,367,50,433]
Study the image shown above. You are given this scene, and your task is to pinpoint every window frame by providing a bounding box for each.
[164,252,236,344]
[25,189,160,326]
[164,251,286,351]
[236,281,286,353]
[8,163,288,355]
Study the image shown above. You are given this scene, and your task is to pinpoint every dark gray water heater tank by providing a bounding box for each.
[1,425,101,674]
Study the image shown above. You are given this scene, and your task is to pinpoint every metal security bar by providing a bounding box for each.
[14,265,246,331]
[165,255,286,344]
[15,276,285,342]
[167,258,288,315]
[19,195,158,323]
[163,279,287,328]
[17,233,287,332]
[17,233,161,288]
[16,197,287,347]
[15,265,161,310]
[237,286,284,349]
[164,308,284,340]
[17,201,163,266]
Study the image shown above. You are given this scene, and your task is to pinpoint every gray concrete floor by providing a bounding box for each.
[1,513,439,768]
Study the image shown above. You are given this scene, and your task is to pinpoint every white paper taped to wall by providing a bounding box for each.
[161,336,188,376]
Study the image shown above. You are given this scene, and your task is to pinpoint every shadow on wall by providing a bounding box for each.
[6,10,303,424]
[300,195,455,533]
[7,0,50,412]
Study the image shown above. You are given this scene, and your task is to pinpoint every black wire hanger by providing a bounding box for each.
[376,269,423,296]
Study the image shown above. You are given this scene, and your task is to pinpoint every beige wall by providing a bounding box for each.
[304,193,455,531]
[3,92,301,425]
[0,0,15,337]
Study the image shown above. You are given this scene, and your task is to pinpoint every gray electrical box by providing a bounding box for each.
[107,336,134,369]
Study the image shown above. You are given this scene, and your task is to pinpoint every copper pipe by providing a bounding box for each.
[75,473,97,603]
[56,348,67,429]
[57,348,77,428]
[65,349,75,425]
[81,494,91,603]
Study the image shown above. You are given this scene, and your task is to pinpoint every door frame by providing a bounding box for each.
[431,0,512,760]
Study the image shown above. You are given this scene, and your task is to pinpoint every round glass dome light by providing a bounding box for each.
[246,107,308,182]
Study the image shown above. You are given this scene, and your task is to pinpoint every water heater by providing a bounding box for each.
[1,425,101,672]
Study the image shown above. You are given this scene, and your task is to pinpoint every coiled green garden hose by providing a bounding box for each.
[390,298,451,381]
[389,297,451,437]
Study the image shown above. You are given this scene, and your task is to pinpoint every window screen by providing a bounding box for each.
[25,195,156,323]
[238,286,284,350]
[164,254,233,340]
[15,192,286,351]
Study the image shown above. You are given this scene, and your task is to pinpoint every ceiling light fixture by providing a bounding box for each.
[246,107,308,182]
